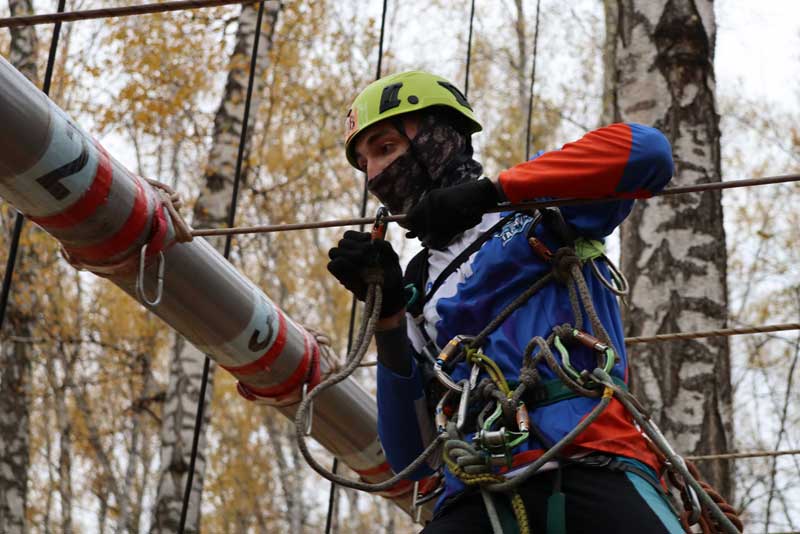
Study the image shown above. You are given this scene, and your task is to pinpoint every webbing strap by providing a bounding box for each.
[526,375,628,407]
[546,492,567,534]
[423,212,521,308]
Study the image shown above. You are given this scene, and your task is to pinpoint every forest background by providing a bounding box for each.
[0,0,798,532]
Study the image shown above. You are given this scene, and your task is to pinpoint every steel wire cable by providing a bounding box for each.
[191,172,800,237]
[687,449,800,462]
[0,0,67,333]
[463,0,476,97]
[524,0,542,161]
[0,0,256,28]
[178,1,269,531]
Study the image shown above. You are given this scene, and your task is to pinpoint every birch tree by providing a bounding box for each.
[150,3,282,531]
[602,0,733,496]
[0,0,38,531]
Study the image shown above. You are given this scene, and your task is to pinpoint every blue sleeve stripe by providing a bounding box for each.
[615,123,674,195]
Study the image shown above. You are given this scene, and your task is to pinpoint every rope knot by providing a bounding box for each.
[551,247,580,285]
[552,323,574,341]
[145,177,194,243]
[477,378,499,401]
[517,367,540,387]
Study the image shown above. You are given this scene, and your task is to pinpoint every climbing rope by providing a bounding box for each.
[0,0,67,332]
[388,233,744,533]
[293,271,448,492]
[178,1,271,531]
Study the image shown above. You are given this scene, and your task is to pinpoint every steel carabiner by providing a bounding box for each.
[136,243,165,307]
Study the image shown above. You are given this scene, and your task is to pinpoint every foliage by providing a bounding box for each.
[4,0,798,531]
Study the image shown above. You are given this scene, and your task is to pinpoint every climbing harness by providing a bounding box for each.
[294,206,743,534]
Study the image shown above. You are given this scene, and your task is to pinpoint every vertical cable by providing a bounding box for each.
[324,2,390,533]
[524,0,541,161]
[178,1,268,531]
[463,0,476,98]
[0,0,67,332]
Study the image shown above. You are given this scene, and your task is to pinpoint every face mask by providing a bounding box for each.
[367,112,483,216]
[367,147,431,217]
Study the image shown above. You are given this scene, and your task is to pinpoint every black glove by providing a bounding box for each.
[405,178,500,249]
[327,230,405,318]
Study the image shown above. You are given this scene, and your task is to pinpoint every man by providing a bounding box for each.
[328,70,682,533]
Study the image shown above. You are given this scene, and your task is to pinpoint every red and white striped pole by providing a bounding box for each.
[0,54,430,517]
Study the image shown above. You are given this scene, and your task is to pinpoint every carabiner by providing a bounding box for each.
[136,244,165,307]
[456,378,472,432]
[412,480,422,523]
[435,390,455,432]
[555,330,616,382]
[434,335,471,393]
[371,206,389,241]
[302,383,313,436]
[571,329,616,374]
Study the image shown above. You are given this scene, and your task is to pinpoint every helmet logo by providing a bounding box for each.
[379,82,403,113]
[437,81,472,110]
[345,108,358,141]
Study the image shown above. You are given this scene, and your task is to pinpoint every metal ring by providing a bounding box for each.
[135,244,165,307]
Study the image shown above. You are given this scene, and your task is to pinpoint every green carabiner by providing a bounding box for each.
[553,334,583,381]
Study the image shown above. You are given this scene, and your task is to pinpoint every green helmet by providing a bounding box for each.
[344,70,482,169]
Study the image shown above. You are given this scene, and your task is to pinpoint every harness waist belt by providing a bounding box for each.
[524,375,628,407]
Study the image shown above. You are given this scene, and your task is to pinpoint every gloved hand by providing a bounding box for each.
[405,178,500,249]
[327,230,405,318]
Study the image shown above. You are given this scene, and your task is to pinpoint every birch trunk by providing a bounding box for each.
[602,0,733,497]
[0,1,38,531]
[151,3,281,532]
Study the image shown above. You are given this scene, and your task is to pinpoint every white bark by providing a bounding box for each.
[0,2,38,531]
[603,0,733,497]
[150,3,282,532]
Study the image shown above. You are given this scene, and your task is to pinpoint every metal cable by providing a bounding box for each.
[0,0,66,333]
[625,323,800,345]
[0,0,255,28]
[178,2,268,531]
[324,2,390,531]
[191,172,800,237]
[687,449,800,462]
[524,0,542,161]
[464,0,476,98]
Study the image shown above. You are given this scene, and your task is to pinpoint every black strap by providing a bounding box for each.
[423,212,522,308]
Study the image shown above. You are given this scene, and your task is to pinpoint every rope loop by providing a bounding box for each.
[145,177,194,243]
[551,247,581,285]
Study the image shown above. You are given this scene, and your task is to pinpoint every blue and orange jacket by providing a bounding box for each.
[375,123,674,506]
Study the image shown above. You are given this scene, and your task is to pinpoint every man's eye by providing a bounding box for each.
[381,143,394,154]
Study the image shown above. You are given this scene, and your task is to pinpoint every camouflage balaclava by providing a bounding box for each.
[367,110,483,217]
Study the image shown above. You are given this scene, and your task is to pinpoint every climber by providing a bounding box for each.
[328,70,682,534]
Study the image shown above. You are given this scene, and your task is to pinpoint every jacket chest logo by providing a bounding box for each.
[496,213,532,247]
